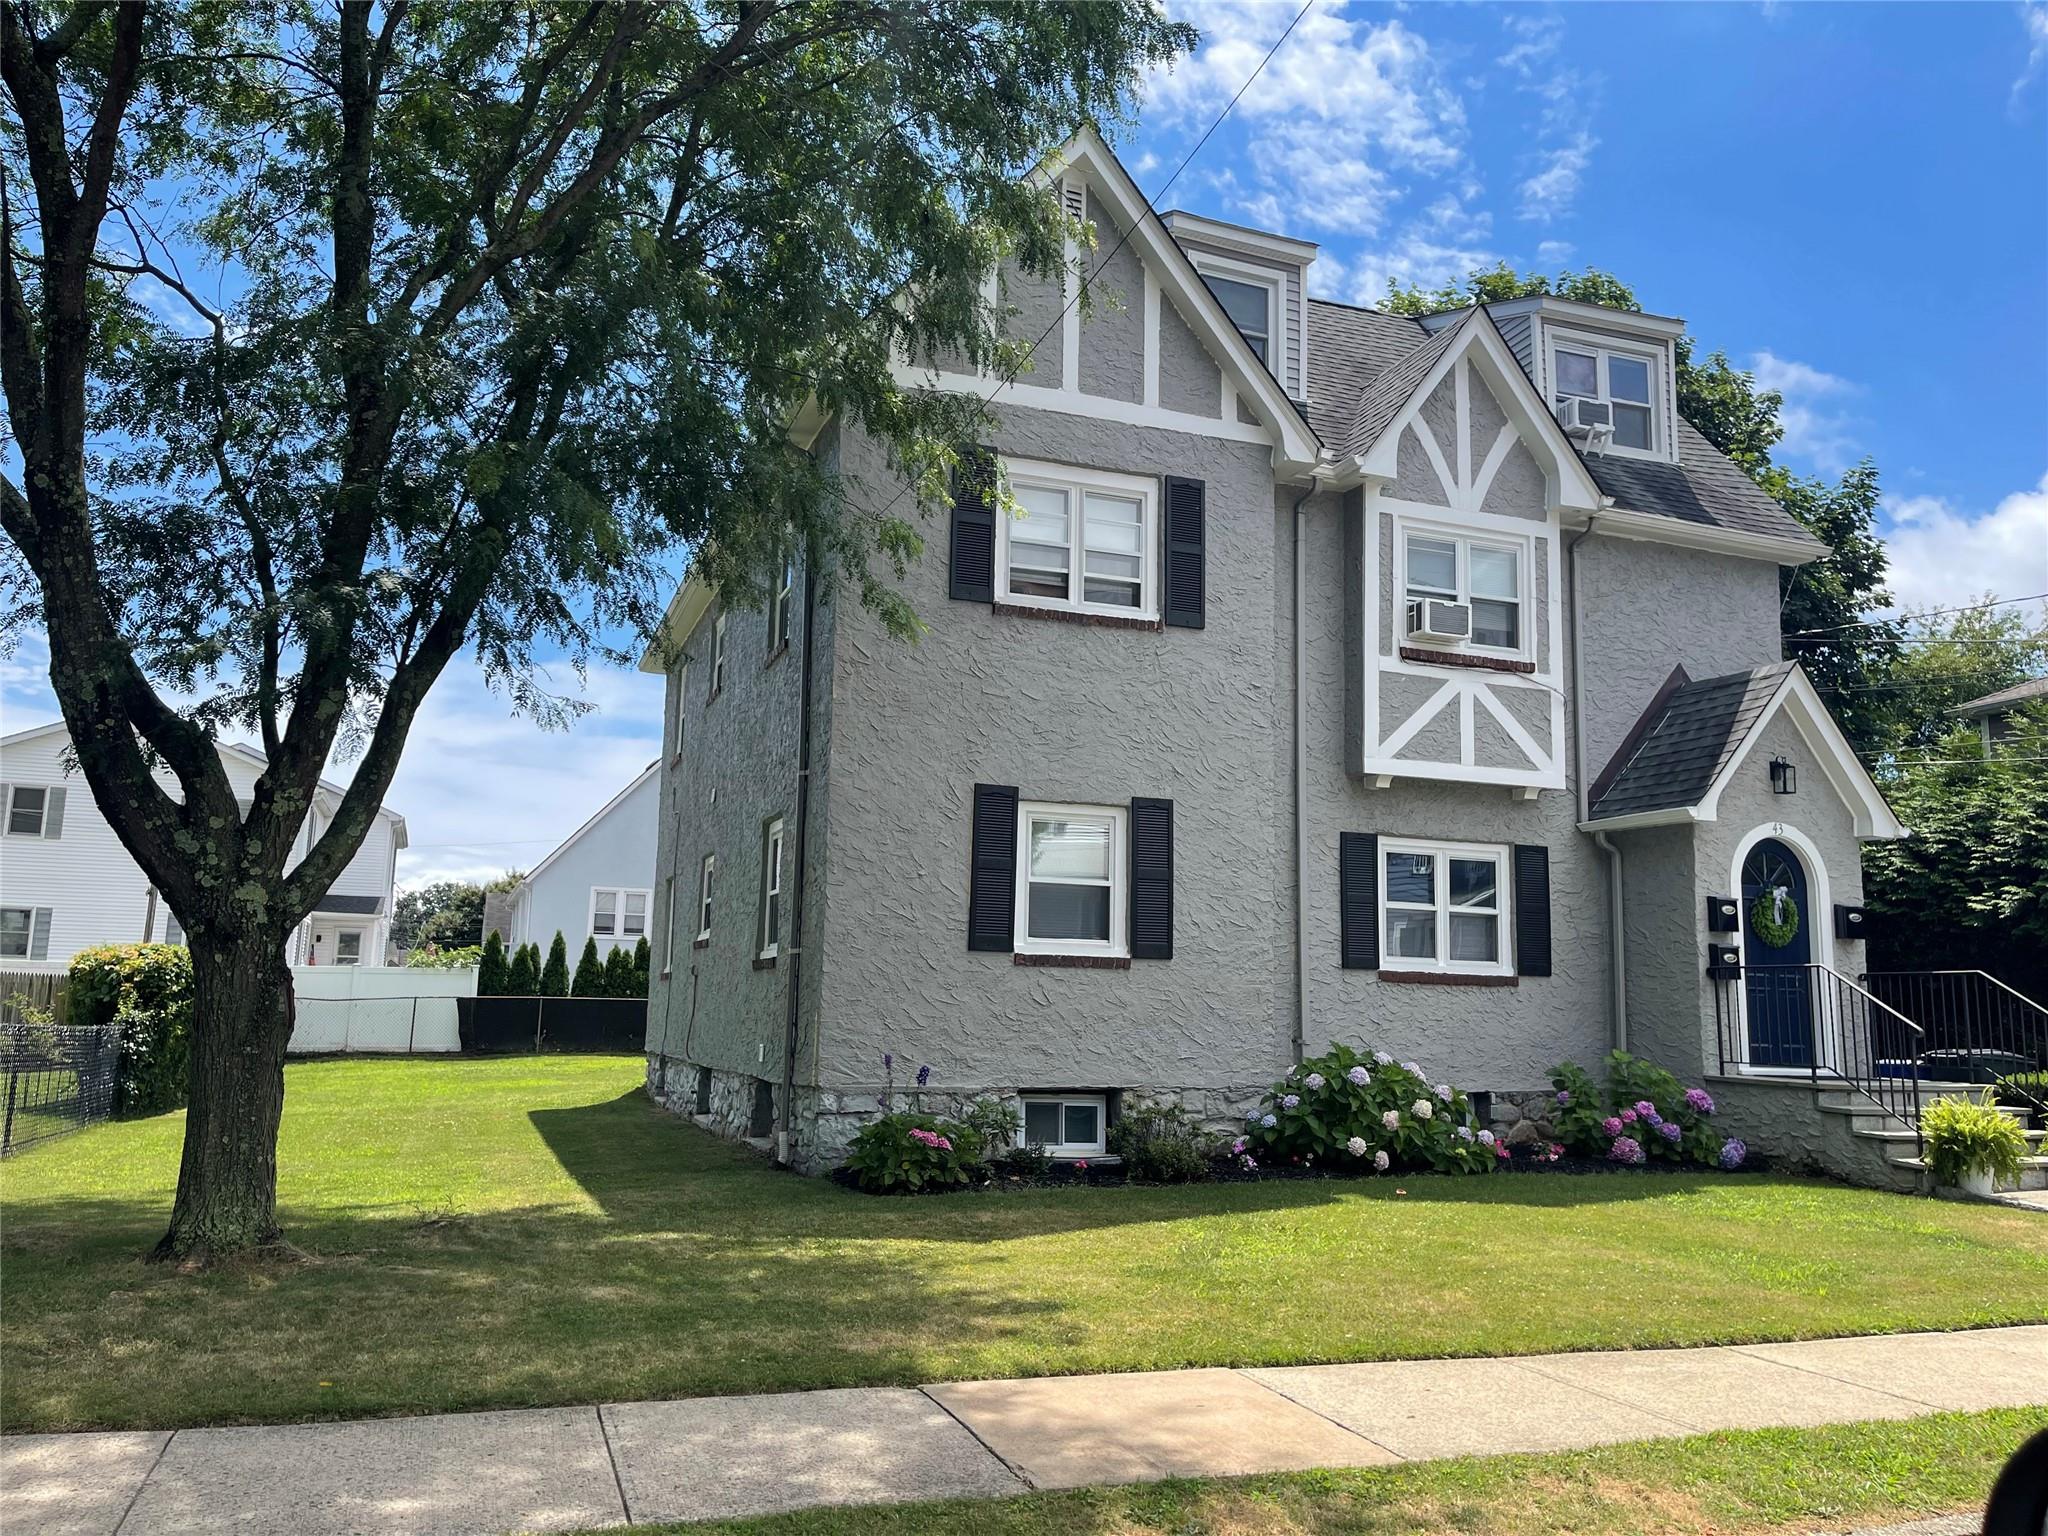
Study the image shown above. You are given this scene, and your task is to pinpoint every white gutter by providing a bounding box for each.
[1292,481,1315,1063]
[1567,517,1628,1054]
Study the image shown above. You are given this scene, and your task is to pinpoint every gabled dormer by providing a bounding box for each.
[1419,297,1686,468]
[1158,210,1316,408]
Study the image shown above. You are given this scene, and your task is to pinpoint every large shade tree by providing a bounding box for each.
[0,0,1190,1260]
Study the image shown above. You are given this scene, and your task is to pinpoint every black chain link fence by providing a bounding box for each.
[1,1022,118,1155]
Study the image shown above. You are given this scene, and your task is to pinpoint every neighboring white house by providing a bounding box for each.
[500,761,658,956]
[0,718,407,968]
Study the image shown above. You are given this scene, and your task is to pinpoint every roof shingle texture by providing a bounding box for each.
[1298,299,1822,549]
[1589,663,1794,821]
[1952,675,2048,715]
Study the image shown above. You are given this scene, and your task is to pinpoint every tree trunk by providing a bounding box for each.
[152,927,297,1264]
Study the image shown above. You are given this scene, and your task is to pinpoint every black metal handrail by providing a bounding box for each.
[1713,962,1926,1148]
[1861,970,2048,1114]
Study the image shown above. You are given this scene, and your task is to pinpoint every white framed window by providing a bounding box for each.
[592,888,618,937]
[5,785,47,837]
[670,662,689,761]
[1019,1093,1108,1157]
[769,553,795,653]
[1192,252,1282,375]
[622,890,648,939]
[711,612,729,696]
[1379,839,1510,976]
[998,459,1157,620]
[660,878,676,976]
[590,887,650,941]
[758,817,785,959]
[0,906,34,959]
[335,929,364,966]
[1014,801,1128,957]
[696,854,716,941]
[1548,330,1661,457]
[1401,528,1525,653]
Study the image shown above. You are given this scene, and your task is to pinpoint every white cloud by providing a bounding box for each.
[1339,196,1498,308]
[1517,132,1596,223]
[1147,2,1467,239]
[1496,14,1564,77]
[1535,239,1576,264]
[2013,1,2048,112]
[1880,473,2048,616]
[1749,349,1862,475]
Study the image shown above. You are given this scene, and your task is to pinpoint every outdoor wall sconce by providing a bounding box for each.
[1769,756,1797,794]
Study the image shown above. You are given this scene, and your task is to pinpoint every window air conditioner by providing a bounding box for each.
[1555,396,1613,440]
[1407,598,1472,643]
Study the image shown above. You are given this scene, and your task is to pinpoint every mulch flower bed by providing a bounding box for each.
[830,1143,1772,1195]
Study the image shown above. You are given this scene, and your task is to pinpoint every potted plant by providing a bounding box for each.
[1921,1092,2028,1197]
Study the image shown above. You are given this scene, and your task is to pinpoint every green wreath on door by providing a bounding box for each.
[1749,886,1801,949]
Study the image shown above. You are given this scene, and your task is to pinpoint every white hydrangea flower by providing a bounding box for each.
[1373,1149,1390,1171]
[1402,1061,1422,1076]
[1412,1098,1433,1120]
[1373,1050,1394,1065]
[1304,1073,1326,1090]
[1345,1135,1368,1156]
[1346,1065,1371,1086]
[1477,1129,1496,1147]
[1434,1083,1452,1102]
[1382,1110,1400,1130]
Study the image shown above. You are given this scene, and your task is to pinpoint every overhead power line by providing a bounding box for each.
[1786,591,2048,638]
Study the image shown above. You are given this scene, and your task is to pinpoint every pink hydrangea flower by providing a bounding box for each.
[1602,1116,1623,1136]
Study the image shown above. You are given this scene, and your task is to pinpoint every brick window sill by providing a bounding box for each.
[1013,952,1133,970]
[752,954,777,971]
[1399,645,1536,675]
[993,601,1163,634]
[1377,970,1519,987]
[692,936,710,950]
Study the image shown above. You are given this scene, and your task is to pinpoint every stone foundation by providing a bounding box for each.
[1486,1088,1563,1147]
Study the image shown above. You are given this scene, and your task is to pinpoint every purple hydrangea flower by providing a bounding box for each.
[1555,1089,1572,1106]
[1609,1136,1645,1165]
[1232,1137,1247,1154]
[1260,1113,1277,1129]
[1304,1072,1326,1090]
[1685,1088,1715,1115]
[1281,1094,1301,1109]
[1457,1125,1475,1141]
[1620,1108,1639,1125]
[1658,1121,1682,1143]
[1402,1061,1423,1076]
[916,1064,931,1087]
[1373,1050,1394,1066]
[1719,1138,1747,1170]
[1347,1065,1372,1086]
[1633,1100,1657,1119]
[1434,1083,1453,1102]
[1602,1116,1624,1136]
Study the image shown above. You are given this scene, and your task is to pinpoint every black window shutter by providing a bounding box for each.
[1128,798,1173,960]
[949,447,997,604]
[1514,844,1552,978]
[1339,832,1378,970]
[1162,475,1206,629]
[967,783,1018,952]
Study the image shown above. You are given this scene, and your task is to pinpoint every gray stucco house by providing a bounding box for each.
[637,127,1925,1179]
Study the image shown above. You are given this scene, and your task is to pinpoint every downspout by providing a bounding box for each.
[1291,479,1317,1064]
[1567,516,1627,1053]
[776,544,820,1167]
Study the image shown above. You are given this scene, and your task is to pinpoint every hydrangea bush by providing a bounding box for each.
[1549,1051,1743,1168]
[844,1112,985,1192]
[1243,1043,1498,1174]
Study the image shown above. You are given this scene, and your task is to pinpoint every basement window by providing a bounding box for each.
[1019,1094,1107,1157]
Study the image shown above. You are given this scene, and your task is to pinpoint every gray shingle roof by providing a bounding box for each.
[1951,675,2048,716]
[1589,663,1795,821]
[312,893,384,916]
[1300,300,1827,552]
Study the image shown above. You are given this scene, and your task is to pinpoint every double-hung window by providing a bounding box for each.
[670,662,689,761]
[5,785,47,836]
[1019,1093,1108,1157]
[1380,840,1509,975]
[758,818,785,959]
[622,890,648,939]
[1551,335,1659,454]
[1403,531,1523,652]
[1192,255,1281,373]
[0,906,34,959]
[769,553,794,653]
[591,887,649,941]
[696,855,716,941]
[660,878,676,976]
[1014,802,1127,957]
[999,460,1156,620]
[710,613,729,697]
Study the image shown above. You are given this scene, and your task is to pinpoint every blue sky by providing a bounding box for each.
[5,0,2045,888]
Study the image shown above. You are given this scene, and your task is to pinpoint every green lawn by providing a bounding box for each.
[634,1410,2048,1536]
[3,1055,2045,1434]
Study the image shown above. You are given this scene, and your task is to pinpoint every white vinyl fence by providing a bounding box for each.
[287,966,474,1053]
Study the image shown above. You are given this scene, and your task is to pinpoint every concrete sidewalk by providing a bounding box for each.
[5,1326,2044,1536]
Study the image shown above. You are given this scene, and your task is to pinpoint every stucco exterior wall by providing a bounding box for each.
[810,407,1287,1147]
[1615,822,1706,1078]
[1576,538,1783,784]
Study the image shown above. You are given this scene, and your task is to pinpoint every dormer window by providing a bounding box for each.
[1190,253,1282,375]
[1549,332,1660,455]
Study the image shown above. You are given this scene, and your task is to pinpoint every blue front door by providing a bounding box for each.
[1743,838,1814,1067]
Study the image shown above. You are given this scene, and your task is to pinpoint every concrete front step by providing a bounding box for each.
[1887,1153,2048,1194]
[1852,1126,2047,1147]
